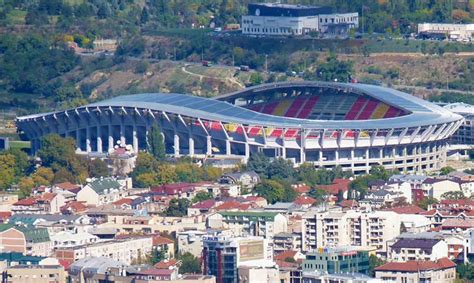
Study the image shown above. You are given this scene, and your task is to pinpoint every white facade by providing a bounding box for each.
[242,15,319,36]
[318,13,359,33]
[418,23,474,40]
[303,210,401,251]
[389,240,448,262]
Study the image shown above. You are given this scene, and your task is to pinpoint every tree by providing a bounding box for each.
[255,179,296,204]
[416,197,438,210]
[247,152,270,176]
[192,191,213,203]
[440,166,455,175]
[368,255,385,277]
[88,159,109,178]
[0,154,16,190]
[266,158,294,180]
[178,252,201,274]
[148,124,166,161]
[32,167,54,186]
[441,191,466,200]
[140,7,149,24]
[457,263,474,280]
[17,177,34,199]
[249,73,263,86]
[150,246,167,265]
[53,168,75,184]
[337,190,344,203]
[165,199,190,217]
[315,53,354,83]
[400,222,407,233]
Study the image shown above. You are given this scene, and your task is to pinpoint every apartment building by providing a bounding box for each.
[303,210,401,251]
[5,265,67,283]
[388,238,448,262]
[207,211,288,240]
[375,258,456,283]
[55,236,153,265]
[0,224,52,257]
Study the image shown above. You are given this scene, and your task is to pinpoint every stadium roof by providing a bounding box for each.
[17,81,462,130]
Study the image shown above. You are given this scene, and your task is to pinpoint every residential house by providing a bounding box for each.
[76,177,127,206]
[0,224,52,257]
[388,238,448,262]
[421,178,461,200]
[0,193,18,211]
[188,199,219,217]
[374,258,456,283]
[219,171,260,188]
[68,256,129,283]
[273,232,302,254]
[5,264,67,283]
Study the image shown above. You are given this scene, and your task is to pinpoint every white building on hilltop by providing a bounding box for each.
[242,3,358,36]
[418,23,474,41]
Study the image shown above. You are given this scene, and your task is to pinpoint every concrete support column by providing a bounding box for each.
[86,127,91,153]
[365,148,370,173]
[350,149,355,170]
[281,139,287,159]
[76,128,81,151]
[108,124,114,151]
[244,143,250,160]
[120,123,125,146]
[188,133,194,157]
[226,140,231,156]
[319,151,323,168]
[133,125,138,153]
[206,135,212,155]
[145,125,151,149]
[174,132,180,157]
[97,126,103,153]
[300,133,306,164]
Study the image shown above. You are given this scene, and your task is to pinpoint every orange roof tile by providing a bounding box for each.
[385,205,425,214]
[153,236,174,245]
[294,196,316,206]
[154,259,180,269]
[113,198,133,206]
[275,250,298,261]
[375,258,455,272]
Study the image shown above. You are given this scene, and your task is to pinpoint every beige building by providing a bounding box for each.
[375,257,456,283]
[5,265,66,283]
[207,211,288,241]
[100,215,207,234]
[418,23,474,41]
[76,178,128,206]
[421,179,461,200]
[303,209,401,251]
[55,236,153,265]
[0,193,18,211]
[0,224,52,256]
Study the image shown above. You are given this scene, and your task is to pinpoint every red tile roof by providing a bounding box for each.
[216,201,247,211]
[275,260,300,269]
[441,218,474,229]
[113,198,133,206]
[153,235,174,245]
[138,268,174,276]
[191,199,216,209]
[293,196,316,206]
[60,201,87,213]
[385,205,426,215]
[375,258,455,272]
[275,250,298,261]
[154,259,180,269]
[245,196,266,202]
[439,199,474,207]
[0,211,12,219]
[13,197,37,206]
[293,184,311,194]
[39,192,57,202]
[151,183,196,195]
[317,179,351,195]
[55,182,80,191]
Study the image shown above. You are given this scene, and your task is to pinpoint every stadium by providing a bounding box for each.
[17,81,463,174]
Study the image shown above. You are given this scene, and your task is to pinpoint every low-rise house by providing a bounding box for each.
[359,189,399,208]
[53,181,81,194]
[60,201,88,215]
[399,214,431,233]
[11,198,42,214]
[50,231,99,249]
[374,258,456,283]
[219,171,260,188]
[0,193,18,211]
[420,209,474,227]
[151,183,197,199]
[177,230,207,257]
[293,196,316,209]
[0,211,11,224]
[441,218,474,231]
[68,256,129,283]
[421,178,461,200]
[6,264,67,283]
[317,178,351,199]
[187,199,219,217]
[0,223,52,257]
[153,235,175,259]
[76,178,127,206]
[388,238,448,262]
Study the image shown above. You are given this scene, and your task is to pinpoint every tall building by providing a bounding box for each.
[303,210,401,251]
[302,246,370,275]
[241,3,358,36]
[202,236,270,283]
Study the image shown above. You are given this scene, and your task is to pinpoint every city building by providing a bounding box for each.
[374,257,456,283]
[0,224,52,257]
[55,236,153,265]
[303,210,401,251]
[0,193,18,211]
[241,3,358,36]
[76,177,127,206]
[4,264,66,283]
[388,238,448,262]
[418,23,474,41]
[443,102,474,145]
[16,81,463,174]
[207,211,288,240]
[302,246,369,275]
[68,256,128,283]
[202,236,271,283]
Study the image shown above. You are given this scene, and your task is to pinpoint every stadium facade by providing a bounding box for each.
[17,81,463,174]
